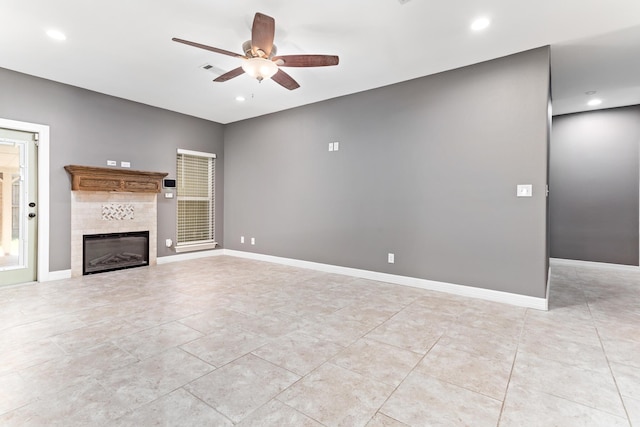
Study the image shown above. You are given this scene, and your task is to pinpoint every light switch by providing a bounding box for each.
[517,184,533,197]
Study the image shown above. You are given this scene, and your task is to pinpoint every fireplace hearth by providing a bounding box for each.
[83,231,149,275]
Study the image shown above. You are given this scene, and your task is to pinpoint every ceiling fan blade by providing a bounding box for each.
[213,67,245,82]
[172,37,245,59]
[251,13,275,57]
[271,69,300,90]
[273,55,339,67]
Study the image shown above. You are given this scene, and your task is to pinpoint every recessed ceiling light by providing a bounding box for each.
[587,99,602,107]
[471,17,490,31]
[46,29,67,41]
[585,90,597,96]
[235,96,246,102]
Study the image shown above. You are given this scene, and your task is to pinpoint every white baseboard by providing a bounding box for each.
[157,249,225,265]
[551,257,640,272]
[39,249,548,310]
[43,269,72,281]
[225,250,548,311]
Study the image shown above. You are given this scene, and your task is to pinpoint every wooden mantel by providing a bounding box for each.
[65,165,168,193]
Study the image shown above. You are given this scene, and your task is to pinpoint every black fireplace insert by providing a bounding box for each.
[83,231,149,275]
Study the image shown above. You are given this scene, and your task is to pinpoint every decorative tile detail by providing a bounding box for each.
[102,203,134,220]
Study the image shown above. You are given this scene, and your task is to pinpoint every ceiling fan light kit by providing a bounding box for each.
[173,12,339,90]
[242,57,279,81]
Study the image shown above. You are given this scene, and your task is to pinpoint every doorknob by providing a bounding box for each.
[28,213,36,218]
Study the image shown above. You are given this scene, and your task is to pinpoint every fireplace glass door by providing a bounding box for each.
[83,231,149,275]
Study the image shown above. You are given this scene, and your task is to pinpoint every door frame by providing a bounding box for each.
[0,118,50,282]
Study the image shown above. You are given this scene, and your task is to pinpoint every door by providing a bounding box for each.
[0,128,37,286]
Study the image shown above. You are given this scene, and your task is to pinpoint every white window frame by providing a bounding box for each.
[175,148,217,253]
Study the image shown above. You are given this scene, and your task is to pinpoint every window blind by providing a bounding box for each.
[176,149,216,248]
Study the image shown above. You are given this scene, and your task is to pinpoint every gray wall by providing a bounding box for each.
[550,106,640,265]
[0,67,225,271]
[224,47,551,298]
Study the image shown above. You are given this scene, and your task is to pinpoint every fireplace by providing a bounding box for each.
[83,231,149,275]
[66,165,167,277]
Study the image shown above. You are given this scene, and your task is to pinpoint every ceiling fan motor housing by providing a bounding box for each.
[243,40,277,59]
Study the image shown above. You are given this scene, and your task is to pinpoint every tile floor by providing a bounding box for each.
[0,255,638,426]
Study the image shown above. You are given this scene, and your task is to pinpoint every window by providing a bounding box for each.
[175,149,216,252]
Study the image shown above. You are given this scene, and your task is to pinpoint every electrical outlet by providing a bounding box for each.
[388,253,395,264]
[240,236,245,244]
[251,237,256,245]
[333,141,339,151]
[121,161,131,168]
[328,142,334,152]
[516,184,532,197]
[107,160,117,166]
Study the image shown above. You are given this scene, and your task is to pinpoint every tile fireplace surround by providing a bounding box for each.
[65,165,167,277]
[70,192,158,277]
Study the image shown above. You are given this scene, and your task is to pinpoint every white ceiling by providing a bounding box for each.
[1,0,640,123]
[551,24,640,116]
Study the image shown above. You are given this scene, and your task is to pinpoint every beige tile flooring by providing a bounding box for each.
[0,255,638,426]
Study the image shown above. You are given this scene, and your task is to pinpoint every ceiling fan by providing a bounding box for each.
[173,12,339,90]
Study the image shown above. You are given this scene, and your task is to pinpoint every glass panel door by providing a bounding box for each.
[0,128,37,285]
